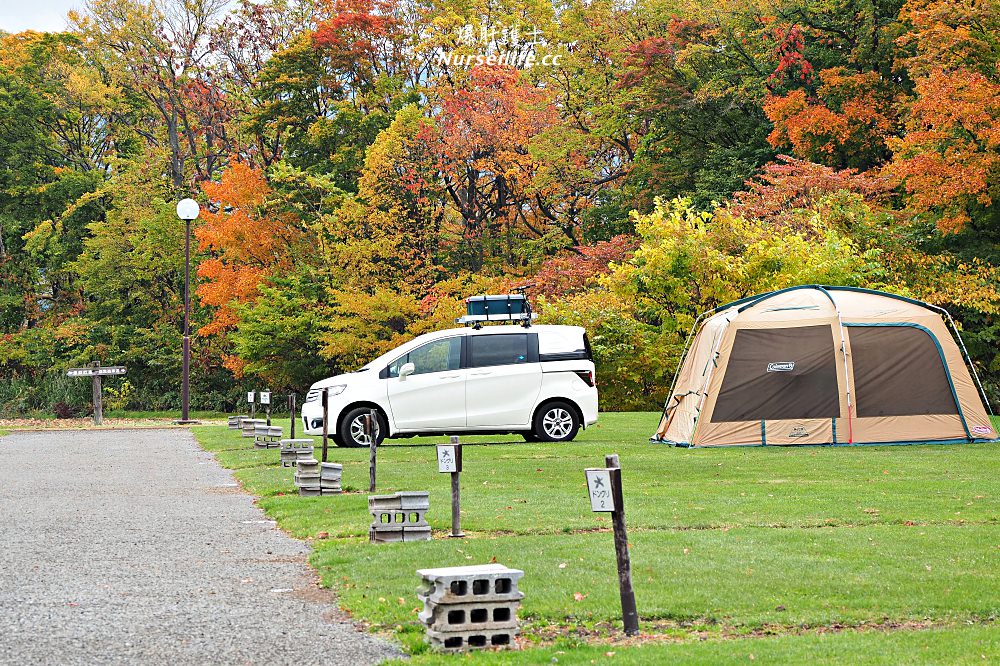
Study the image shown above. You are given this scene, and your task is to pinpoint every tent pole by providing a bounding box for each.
[931,305,994,417]
[820,287,854,444]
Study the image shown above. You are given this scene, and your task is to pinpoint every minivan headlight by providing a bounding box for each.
[305,385,348,402]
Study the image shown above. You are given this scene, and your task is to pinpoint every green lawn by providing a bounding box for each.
[194,414,1000,663]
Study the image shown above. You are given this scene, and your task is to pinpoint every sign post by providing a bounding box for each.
[367,410,378,492]
[321,388,330,463]
[247,391,256,420]
[288,394,296,439]
[585,454,639,636]
[438,436,464,537]
[261,391,271,426]
[66,362,126,426]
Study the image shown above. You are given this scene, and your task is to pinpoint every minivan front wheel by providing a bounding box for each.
[337,407,387,448]
[533,402,581,442]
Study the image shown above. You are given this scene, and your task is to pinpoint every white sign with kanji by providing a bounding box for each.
[247,391,255,403]
[260,391,271,405]
[437,444,459,473]
[585,468,615,512]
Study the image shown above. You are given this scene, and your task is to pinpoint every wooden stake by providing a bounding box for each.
[450,435,463,537]
[91,361,103,426]
[367,411,377,492]
[289,394,296,439]
[605,453,639,636]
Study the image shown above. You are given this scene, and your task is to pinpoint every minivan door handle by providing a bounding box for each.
[440,374,461,379]
[470,371,493,376]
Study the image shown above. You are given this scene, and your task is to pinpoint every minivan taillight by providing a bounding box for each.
[574,370,595,387]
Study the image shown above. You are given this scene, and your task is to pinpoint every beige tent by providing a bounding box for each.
[654,286,998,447]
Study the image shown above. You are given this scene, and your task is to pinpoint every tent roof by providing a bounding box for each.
[709,285,941,317]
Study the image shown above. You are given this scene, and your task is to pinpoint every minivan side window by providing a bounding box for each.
[469,334,530,368]
[388,337,461,377]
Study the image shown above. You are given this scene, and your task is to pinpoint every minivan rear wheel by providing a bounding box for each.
[532,402,581,442]
[337,407,386,448]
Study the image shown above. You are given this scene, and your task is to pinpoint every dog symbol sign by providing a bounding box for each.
[585,468,615,512]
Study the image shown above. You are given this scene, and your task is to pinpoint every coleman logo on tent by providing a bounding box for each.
[767,361,795,372]
[788,425,809,438]
[972,425,993,436]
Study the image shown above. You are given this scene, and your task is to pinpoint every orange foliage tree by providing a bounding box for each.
[764,68,898,170]
[418,66,562,269]
[195,159,304,357]
[888,0,1000,232]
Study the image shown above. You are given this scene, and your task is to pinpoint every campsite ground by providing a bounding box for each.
[195,413,1000,664]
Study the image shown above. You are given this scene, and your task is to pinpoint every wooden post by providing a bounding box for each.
[367,410,377,492]
[265,395,271,426]
[288,394,296,439]
[321,388,329,463]
[250,393,256,420]
[450,436,463,537]
[605,453,639,636]
[91,361,103,426]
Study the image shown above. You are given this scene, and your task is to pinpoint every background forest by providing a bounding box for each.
[1,0,999,416]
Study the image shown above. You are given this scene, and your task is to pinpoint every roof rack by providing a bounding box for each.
[457,285,536,329]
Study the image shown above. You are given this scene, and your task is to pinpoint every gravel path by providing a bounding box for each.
[0,428,403,665]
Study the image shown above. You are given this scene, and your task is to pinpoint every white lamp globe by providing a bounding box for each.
[176,198,200,221]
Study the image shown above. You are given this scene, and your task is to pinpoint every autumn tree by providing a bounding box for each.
[73,0,234,189]
[888,0,1000,232]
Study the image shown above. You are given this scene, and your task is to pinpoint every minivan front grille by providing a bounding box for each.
[305,390,320,403]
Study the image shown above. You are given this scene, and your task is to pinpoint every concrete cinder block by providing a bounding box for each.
[320,462,343,479]
[369,526,404,543]
[417,564,523,652]
[279,448,297,467]
[298,487,321,497]
[319,463,342,492]
[399,491,431,511]
[241,419,267,438]
[417,564,525,606]
[425,627,519,651]
[296,459,319,472]
[418,599,520,632]
[227,415,248,429]
[369,492,431,543]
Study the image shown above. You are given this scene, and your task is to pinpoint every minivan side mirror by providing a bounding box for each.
[398,362,415,380]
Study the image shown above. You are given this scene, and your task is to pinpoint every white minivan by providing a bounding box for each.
[301,325,598,446]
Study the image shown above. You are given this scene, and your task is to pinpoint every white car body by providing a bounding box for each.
[301,325,598,443]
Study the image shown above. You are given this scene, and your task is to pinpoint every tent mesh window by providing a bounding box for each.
[848,326,959,417]
[712,325,840,422]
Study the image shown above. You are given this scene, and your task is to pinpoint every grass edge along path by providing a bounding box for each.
[193,414,1000,664]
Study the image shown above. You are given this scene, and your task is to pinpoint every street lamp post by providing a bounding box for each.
[176,198,200,424]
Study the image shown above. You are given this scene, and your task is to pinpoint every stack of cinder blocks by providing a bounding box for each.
[319,462,343,494]
[228,415,248,430]
[416,564,523,651]
[279,439,314,467]
[241,418,266,438]
[294,458,321,496]
[253,424,283,449]
[369,492,431,543]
